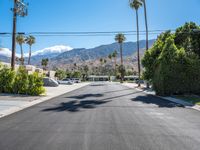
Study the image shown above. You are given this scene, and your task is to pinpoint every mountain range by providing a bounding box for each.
[0,39,155,69]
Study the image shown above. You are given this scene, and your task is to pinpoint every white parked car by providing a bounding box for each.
[71,78,81,83]
[58,78,73,85]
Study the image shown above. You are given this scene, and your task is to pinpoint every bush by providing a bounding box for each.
[13,67,29,94]
[0,66,45,96]
[28,73,45,96]
[144,34,200,96]
[0,67,15,93]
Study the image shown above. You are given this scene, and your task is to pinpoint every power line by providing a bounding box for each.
[1,29,199,37]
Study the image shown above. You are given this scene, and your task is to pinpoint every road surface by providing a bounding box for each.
[0,82,200,150]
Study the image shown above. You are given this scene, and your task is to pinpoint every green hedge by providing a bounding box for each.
[0,66,45,96]
[142,33,200,96]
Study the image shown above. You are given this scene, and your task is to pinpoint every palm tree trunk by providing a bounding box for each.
[120,43,124,83]
[114,57,117,75]
[136,10,141,87]
[143,0,149,50]
[20,44,24,65]
[28,45,32,65]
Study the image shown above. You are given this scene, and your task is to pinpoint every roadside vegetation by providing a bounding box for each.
[0,64,45,96]
[142,22,200,96]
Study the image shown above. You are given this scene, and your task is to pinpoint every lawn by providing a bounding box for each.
[174,95,200,106]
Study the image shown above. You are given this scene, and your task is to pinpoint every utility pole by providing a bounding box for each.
[11,0,28,70]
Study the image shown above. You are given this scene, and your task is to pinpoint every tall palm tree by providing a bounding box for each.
[115,33,126,83]
[112,50,118,75]
[16,34,25,65]
[26,35,36,65]
[130,0,142,86]
[141,0,149,51]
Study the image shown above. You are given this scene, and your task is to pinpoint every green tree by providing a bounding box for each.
[41,58,49,70]
[112,50,118,75]
[100,58,103,65]
[130,0,142,86]
[115,33,126,83]
[16,34,25,65]
[55,69,66,80]
[142,31,172,82]
[82,65,89,81]
[174,22,200,57]
[26,35,36,65]
[108,54,112,62]
[142,28,200,96]
[72,71,82,78]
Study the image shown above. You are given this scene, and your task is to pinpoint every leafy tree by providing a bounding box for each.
[72,71,82,78]
[108,54,112,61]
[16,34,25,65]
[174,22,200,57]
[41,58,49,70]
[142,27,200,96]
[26,35,36,65]
[82,65,89,81]
[104,59,107,64]
[115,33,126,83]
[100,58,103,65]
[142,31,172,82]
[55,69,66,80]
[130,0,142,86]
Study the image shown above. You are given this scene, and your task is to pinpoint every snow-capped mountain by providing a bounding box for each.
[27,45,73,57]
[0,45,73,59]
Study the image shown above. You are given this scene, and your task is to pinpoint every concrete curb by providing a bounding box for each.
[0,83,91,119]
[123,83,200,112]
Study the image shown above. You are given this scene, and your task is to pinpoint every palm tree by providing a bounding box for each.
[141,0,149,51]
[16,34,25,65]
[26,35,36,65]
[115,33,126,83]
[130,0,142,86]
[41,58,49,70]
[112,50,118,75]
[108,54,112,62]
[100,58,103,65]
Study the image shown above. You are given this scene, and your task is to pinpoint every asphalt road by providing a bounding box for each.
[0,82,200,150]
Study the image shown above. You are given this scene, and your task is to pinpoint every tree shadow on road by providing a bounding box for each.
[90,84,105,87]
[132,95,184,108]
[42,100,111,112]
[66,94,104,99]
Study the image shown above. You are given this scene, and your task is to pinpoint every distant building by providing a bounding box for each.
[88,75,110,81]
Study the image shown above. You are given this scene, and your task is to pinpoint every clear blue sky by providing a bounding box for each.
[0,0,200,53]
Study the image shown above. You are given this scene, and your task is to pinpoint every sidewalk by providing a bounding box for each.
[0,82,90,118]
[123,82,200,112]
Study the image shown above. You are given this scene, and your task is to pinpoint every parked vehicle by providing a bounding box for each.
[71,78,81,83]
[43,77,59,87]
[58,78,73,85]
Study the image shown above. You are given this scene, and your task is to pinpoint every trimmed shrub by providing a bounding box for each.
[151,37,200,96]
[13,67,29,94]
[28,73,45,96]
[0,67,15,93]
